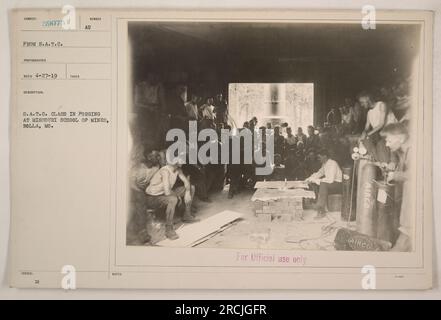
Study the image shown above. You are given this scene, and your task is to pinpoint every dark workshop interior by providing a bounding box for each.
[126,21,420,251]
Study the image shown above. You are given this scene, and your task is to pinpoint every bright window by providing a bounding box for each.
[228,83,314,132]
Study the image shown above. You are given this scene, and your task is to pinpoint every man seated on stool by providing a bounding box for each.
[146,157,199,240]
[382,122,412,252]
[305,149,343,219]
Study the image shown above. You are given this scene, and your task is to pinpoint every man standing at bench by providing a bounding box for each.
[306,149,343,219]
[146,158,199,240]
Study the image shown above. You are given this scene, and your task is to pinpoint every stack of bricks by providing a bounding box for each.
[254,198,303,222]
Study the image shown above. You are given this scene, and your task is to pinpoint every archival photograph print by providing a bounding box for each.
[125,21,419,252]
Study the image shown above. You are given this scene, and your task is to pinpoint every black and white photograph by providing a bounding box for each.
[126,21,420,252]
[3,4,436,293]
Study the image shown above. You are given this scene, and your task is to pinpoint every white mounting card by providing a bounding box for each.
[8,8,433,289]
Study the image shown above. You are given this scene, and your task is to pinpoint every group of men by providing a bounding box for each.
[305,89,412,251]
[183,93,229,128]
[326,97,366,134]
[132,72,230,152]
[130,150,199,241]
[130,74,413,250]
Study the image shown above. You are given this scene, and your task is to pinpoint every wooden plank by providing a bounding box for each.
[191,223,236,247]
[156,210,244,247]
[254,180,308,189]
[251,188,315,202]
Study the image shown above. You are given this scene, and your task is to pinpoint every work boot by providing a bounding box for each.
[314,209,327,220]
[165,225,179,240]
[182,213,200,223]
